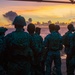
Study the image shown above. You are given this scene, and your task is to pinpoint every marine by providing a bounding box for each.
[27,24,43,75]
[0,27,8,75]
[62,24,74,75]
[5,16,34,75]
[65,24,75,75]
[44,24,62,75]
[35,27,45,75]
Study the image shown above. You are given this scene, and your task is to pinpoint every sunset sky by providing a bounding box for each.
[0,0,75,27]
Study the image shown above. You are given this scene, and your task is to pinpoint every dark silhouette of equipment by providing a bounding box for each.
[70,0,74,3]
[11,0,75,4]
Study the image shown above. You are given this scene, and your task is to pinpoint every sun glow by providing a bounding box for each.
[0,1,75,27]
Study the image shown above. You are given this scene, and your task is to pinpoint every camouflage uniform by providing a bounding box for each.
[5,29,34,75]
[5,16,34,75]
[44,31,62,75]
[27,23,44,75]
[0,27,8,75]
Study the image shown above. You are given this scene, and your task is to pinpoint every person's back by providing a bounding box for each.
[35,27,43,53]
[27,23,43,75]
[5,16,33,75]
[67,31,75,75]
[55,25,63,51]
[5,31,33,56]
[44,24,62,75]
[48,31,62,51]
[62,24,74,75]
[27,24,43,55]
[0,27,8,75]
[63,31,73,54]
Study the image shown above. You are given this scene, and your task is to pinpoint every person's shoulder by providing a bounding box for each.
[5,31,15,41]
[64,31,69,35]
[45,34,51,39]
[39,35,43,39]
[5,31,14,38]
[72,32,75,37]
[24,32,31,36]
[63,31,71,37]
[34,33,39,37]
[24,32,29,35]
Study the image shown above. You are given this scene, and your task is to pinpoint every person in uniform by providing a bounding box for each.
[62,24,74,75]
[5,16,34,75]
[27,23,43,75]
[0,27,8,75]
[65,24,75,75]
[44,24,62,75]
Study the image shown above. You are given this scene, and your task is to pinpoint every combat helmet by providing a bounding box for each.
[12,15,26,26]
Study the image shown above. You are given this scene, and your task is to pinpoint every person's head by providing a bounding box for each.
[12,15,26,29]
[49,24,55,32]
[67,24,74,31]
[55,25,60,32]
[0,27,8,35]
[35,27,41,35]
[27,23,35,34]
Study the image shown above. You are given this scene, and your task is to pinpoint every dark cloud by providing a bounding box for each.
[3,11,18,22]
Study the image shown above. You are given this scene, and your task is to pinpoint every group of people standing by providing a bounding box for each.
[0,15,75,75]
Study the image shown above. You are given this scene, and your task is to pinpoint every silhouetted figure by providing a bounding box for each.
[27,23,43,75]
[27,23,36,75]
[70,0,74,3]
[55,25,60,33]
[62,24,74,75]
[35,27,44,75]
[67,24,75,75]
[27,23,35,36]
[35,27,41,35]
[0,27,8,75]
[5,16,34,75]
[44,24,62,75]
[55,25,63,50]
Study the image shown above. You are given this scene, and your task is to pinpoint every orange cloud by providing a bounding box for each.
[0,3,75,27]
